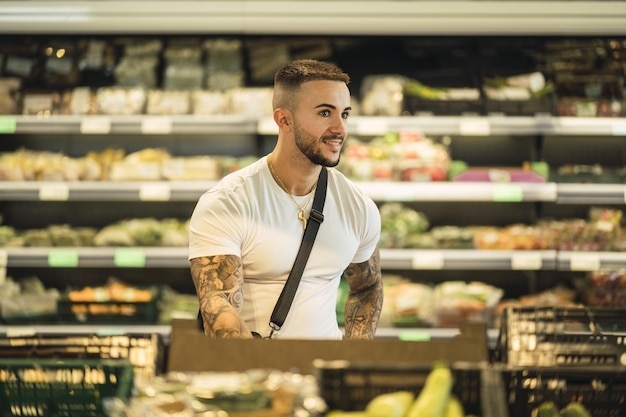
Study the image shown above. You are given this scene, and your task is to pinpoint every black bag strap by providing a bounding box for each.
[267,166,327,338]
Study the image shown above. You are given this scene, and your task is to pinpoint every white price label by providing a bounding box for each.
[80,116,111,134]
[141,116,172,134]
[355,118,389,136]
[6,327,36,338]
[459,118,491,136]
[611,122,626,136]
[139,183,171,201]
[411,251,444,270]
[39,183,70,201]
[570,253,601,271]
[511,252,542,270]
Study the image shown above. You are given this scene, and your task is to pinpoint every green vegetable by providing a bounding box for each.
[365,391,414,417]
[560,402,592,417]
[443,394,465,417]
[406,362,453,417]
[536,401,560,417]
[326,412,368,417]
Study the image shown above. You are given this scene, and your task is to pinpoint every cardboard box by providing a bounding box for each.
[167,319,489,374]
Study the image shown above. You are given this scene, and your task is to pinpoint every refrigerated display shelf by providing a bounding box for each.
[4,181,624,204]
[3,247,623,271]
[3,115,626,137]
[0,1,625,36]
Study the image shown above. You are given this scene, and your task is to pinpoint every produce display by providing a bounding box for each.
[0,147,256,182]
[378,203,625,252]
[324,363,470,417]
[339,131,450,182]
[0,217,189,248]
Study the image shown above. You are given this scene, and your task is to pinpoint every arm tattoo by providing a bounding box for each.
[190,255,253,338]
[343,247,383,339]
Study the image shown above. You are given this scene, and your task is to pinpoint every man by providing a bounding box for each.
[188,59,382,339]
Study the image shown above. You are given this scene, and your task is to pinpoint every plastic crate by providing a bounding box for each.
[0,332,165,380]
[0,358,134,417]
[314,360,508,417]
[495,306,626,367]
[500,365,626,417]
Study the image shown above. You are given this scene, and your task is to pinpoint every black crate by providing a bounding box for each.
[485,96,556,116]
[501,365,626,417]
[403,96,484,116]
[0,358,134,417]
[495,306,626,367]
[0,332,165,380]
[314,360,508,417]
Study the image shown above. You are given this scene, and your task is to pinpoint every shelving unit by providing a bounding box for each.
[1,1,625,341]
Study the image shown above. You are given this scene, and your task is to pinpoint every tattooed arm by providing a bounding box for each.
[342,247,383,340]
[190,254,254,339]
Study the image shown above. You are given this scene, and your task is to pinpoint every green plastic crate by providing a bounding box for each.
[0,358,134,417]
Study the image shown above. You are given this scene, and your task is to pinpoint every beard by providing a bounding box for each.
[294,123,343,168]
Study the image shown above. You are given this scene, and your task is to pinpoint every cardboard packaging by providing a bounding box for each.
[167,319,489,374]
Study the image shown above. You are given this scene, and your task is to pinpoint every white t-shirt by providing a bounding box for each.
[188,155,381,339]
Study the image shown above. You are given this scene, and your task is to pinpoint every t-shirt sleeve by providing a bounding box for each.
[352,196,381,264]
[188,187,245,260]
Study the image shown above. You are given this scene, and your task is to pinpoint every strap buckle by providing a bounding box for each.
[309,209,324,224]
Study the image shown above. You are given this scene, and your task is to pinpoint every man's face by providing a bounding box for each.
[292,80,351,168]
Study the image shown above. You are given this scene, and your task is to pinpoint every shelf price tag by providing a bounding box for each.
[611,121,626,136]
[459,118,490,136]
[141,116,172,134]
[355,118,389,136]
[139,183,171,201]
[398,330,431,342]
[48,249,79,267]
[570,253,600,271]
[6,327,36,338]
[39,183,70,201]
[0,117,17,134]
[511,252,542,270]
[80,116,111,134]
[492,184,523,202]
[114,248,146,267]
[411,251,444,270]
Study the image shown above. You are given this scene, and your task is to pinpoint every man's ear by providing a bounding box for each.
[274,108,292,129]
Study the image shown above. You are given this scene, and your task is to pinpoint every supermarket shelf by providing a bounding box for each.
[0,324,173,344]
[0,324,499,346]
[4,247,622,271]
[556,183,626,205]
[0,181,559,203]
[557,251,626,271]
[0,1,624,35]
[0,115,257,135]
[0,181,216,202]
[381,249,558,270]
[4,247,190,268]
[3,115,626,137]
[360,181,557,202]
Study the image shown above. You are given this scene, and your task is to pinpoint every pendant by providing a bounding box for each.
[298,210,306,230]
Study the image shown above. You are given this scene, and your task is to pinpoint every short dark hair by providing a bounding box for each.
[272,59,350,110]
[274,59,350,88]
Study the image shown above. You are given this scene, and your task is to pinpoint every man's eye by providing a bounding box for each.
[320,109,330,117]
[342,112,350,119]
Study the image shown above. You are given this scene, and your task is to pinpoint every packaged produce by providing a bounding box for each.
[431,281,504,328]
[96,86,146,115]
